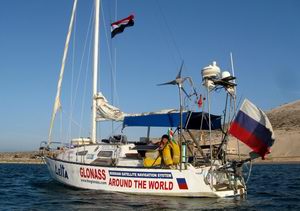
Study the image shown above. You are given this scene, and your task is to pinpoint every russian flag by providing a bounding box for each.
[111,15,134,38]
[229,99,275,159]
[176,178,188,190]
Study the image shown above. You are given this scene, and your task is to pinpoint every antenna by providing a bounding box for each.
[230,52,235,79]
[229,52,237,96]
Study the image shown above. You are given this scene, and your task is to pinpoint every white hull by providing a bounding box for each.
[45,156,245,198]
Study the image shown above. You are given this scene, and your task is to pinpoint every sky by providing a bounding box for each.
[0,0,299,152]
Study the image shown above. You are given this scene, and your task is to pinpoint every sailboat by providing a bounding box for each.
[41,0,275,198]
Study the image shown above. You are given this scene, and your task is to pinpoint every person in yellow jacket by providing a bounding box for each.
[143,134,170,167]
[160,133,181,166]
[159,134,173,166]
[144,133,180,167]
[167,129,180,165]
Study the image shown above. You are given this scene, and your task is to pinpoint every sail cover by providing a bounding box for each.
[123,111,222,130]
[96,92,125,121]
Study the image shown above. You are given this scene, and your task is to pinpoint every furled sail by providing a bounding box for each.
[95,92,125,121]
[48,0,78,144]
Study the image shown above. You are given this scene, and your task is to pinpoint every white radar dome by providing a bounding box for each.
[201,61,221,79]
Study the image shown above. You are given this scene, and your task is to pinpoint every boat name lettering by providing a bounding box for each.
[80,167,106,180]
[55,164,69,179]
[108,178,173,190]
[109,171,172,179]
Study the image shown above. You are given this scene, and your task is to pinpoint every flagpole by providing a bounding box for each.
[111,48,116,133]
[207,84,213,188]
[111,0,117,133]
[179,84,183,172]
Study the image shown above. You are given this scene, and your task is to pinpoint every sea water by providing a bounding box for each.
[0,163,299,210]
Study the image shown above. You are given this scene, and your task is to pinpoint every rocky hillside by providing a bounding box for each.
[230,100,300,161]
[267,100,300,130]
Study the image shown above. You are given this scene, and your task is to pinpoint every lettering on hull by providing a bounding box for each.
[109,170,173,179]
[79,167,107,185]
[55,164,69,179]
[76,168,188,192]
[108,178,174,190]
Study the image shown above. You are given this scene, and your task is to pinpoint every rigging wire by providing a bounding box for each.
[62,2,94,140]
[79,6,95,137]
[100,3,116,104]
[153,4,178,68]
[62,109,81,130]
[71,4,94,114]
[155,0,183,62]
[101,3,113,111]
[78,41,92,137]
[101,1,121,133]
[78,43,92,137]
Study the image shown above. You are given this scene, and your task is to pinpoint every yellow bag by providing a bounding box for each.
[145,150,159,159]
[162,144,173,166]
[170,142,180,164]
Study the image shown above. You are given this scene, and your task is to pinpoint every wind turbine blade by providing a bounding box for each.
[176,60,184,79]
[157,80,177,86]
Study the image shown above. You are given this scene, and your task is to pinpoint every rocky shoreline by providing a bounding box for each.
[0,151,43,164]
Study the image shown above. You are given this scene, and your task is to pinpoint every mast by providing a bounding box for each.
[92,0,100,143]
